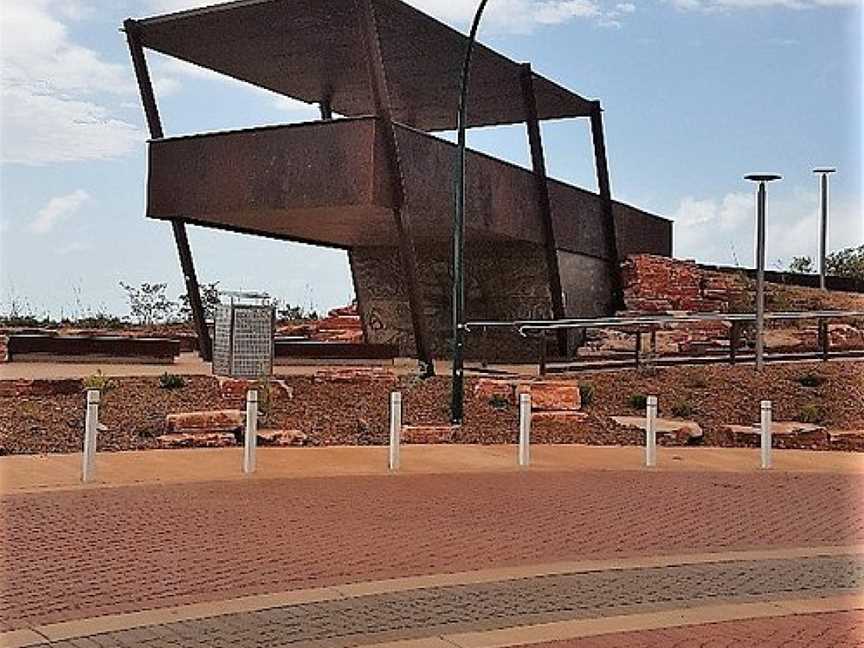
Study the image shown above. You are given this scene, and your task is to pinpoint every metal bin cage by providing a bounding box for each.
[212,291,275,378]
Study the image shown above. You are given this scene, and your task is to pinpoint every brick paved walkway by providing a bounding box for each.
[2,470,862,632]
[540,610,864,647]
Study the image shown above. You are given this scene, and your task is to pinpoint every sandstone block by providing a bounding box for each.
[612,416,703,443]
[257,429,308,446]
[0,378,83,398]
[156,432,236,448]
[401,425,457,444]
[723,422,828,447]
[516,381,581,411]
[473,379,516,403]
[531,411,589,425]
[166,409,243,433]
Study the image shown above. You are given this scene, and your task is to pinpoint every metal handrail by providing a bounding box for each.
[464,310,864,336]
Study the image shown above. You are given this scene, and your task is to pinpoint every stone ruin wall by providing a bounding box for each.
[583,254,864,356]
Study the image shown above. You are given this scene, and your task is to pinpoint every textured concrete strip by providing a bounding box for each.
[2,551,858,647]
[3,545,855,645]
[0,629,47,648]
[334,544,864,598]
[395,596,864,648]
[29,586,343,643]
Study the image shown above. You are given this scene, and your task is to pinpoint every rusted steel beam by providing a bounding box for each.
[589,101,625,313]
[357,0,434,377]
[124,19,213,361]
[347,248,371,343]
[520,63,568,357]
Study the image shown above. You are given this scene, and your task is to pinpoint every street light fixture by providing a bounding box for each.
[744,173,782,371]
[813,167,837,291]
[450,0,490,425]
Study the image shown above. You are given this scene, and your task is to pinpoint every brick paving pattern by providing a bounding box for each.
[2,471,862,630]
[539,610,864,647]
[25,556,864,647]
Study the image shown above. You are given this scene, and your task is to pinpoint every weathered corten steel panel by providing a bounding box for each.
[147,117,670,258]
[135,0,591,131]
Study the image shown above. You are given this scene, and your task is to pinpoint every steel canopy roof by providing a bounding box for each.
[133,0,594,131]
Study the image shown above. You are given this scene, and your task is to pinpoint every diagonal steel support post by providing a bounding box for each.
[357,0,435,377]
[589,101,625,313]
[520,63,568,357]
[124,19,212,361]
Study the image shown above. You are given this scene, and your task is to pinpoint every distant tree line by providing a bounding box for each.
[0,281,321,328]
[788,245,864,281]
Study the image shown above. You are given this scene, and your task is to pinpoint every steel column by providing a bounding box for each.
[520,63,567,357]
[589,101,624,312]
[124,19,213,361]
[357,0,434,377]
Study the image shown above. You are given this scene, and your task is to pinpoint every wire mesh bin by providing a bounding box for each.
[212,292,275,378]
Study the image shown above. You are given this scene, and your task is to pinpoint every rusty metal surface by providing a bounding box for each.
[147,118,671,259]
[7,335,180,360]
[134,0,591,132]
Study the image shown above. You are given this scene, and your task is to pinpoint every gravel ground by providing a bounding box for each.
[0,361,862,455]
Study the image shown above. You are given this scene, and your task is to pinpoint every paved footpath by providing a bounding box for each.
[2,467,863,646]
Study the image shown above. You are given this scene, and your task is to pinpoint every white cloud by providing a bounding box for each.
[667,0,860,10]
[672,187,863,269]
[30,190,90,234]
[153,57,320,118]
[0,0,144,165]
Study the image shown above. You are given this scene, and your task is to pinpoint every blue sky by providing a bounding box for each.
[0,0,861,320]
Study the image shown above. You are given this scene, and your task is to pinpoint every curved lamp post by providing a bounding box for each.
[451,0,490,424]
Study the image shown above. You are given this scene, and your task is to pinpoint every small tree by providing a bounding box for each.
[120,282,176,325]
[787,246,864,281]
[827,245,864,281]
[788,256,814,274]
[177,281,221,322]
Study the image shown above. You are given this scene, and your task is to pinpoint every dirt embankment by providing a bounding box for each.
[1,361,862,455]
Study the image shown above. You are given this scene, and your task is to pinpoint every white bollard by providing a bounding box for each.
[760,400,772,469]
[243,389,258,474]
[82,389,100,482]
[389,392,401,471]
[518,392,531,467]
[645,395,658,468]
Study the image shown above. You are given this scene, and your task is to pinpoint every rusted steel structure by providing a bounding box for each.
[124,0,672,372]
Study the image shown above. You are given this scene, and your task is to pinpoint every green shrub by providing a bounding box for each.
[158,373,185,390]
[798,404,826,424]
[488,394,509,410]
[579,383,595,407]
[254,379,273,416]
[797,373,825,388]
[628,393,648,410]
[83,370,113,393]
[670,399,694,418]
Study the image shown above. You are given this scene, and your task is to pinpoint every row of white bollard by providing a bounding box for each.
[81,389,775,481]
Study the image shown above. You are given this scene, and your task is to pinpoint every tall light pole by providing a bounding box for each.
[813,167,836,291]
[744,174,782,371]
[450,0,490,425]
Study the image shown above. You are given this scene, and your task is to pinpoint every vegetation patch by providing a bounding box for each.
[83,370,114,393]
[796,373,826,388]
[579,383,595,407]
[798,403,826,425]
[158,373,185,390]
[627,393,648,410]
